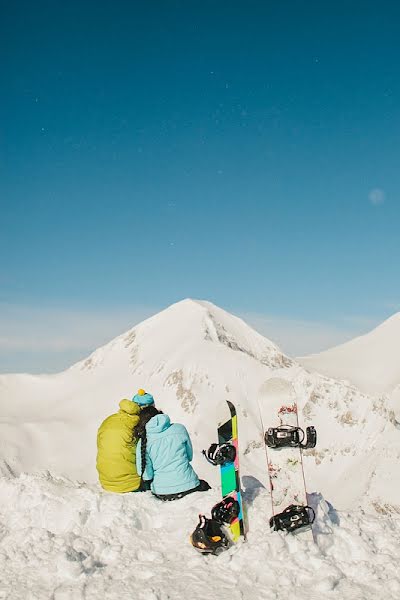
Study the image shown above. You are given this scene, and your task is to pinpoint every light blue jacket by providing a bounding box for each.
[136,414,200,495]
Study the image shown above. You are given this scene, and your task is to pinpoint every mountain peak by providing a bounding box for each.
[73,298,292,374]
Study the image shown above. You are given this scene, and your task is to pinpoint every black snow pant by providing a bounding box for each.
[153,479,211,502]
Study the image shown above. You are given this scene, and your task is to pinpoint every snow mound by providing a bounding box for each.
[299,312,400,396]
[1,471,400,600]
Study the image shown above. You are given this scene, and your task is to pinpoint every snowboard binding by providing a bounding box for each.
[202,442,237,466]
[190,515,231,555]
[211,497,240,524]
[265,425,317,449]
[269,504,315,533]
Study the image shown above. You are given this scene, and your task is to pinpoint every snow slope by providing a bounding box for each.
[299,312,400,396]
[1,471,400,600]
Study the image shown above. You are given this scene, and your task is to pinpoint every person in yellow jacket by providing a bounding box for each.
[96,390,155,493]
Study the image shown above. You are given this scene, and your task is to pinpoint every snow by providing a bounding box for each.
[1,471,400,600]
[1,299,400,598]
[299,312,400,396]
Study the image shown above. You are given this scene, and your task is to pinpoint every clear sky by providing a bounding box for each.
[1,1,399,372]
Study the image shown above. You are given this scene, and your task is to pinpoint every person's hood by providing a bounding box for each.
[146,413,171,433]
[119,399,141,416]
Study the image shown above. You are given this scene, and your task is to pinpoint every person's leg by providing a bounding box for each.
[153,490,188,501]
[153,480,211,501]
[196,479,211,492]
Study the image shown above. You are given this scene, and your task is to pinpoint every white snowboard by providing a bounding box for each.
[258,377,314,540]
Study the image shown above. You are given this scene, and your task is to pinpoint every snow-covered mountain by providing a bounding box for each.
[2,299,400,599]
[299,312,400,396]
[1,298,399,514]
[0,299,290,483]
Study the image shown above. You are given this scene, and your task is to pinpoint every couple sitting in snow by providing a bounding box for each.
[96,389,210,500]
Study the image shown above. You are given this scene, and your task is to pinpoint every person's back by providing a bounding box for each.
[96,399,141,493]
[137,413,209,499]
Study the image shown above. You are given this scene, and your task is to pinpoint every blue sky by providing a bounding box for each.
[1,1,399,372]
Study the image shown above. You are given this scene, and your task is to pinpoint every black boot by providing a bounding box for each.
[190,515,230,555]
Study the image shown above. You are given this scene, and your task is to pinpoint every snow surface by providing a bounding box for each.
[1,299,400,598]
[299,312,400,396]
[1,471,400,600]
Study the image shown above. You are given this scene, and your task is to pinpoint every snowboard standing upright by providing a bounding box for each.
[258,378,315,539]
[191,399,247,555]
[210,399,247,542]
[217,400,247,541]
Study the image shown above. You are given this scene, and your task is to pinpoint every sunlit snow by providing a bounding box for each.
[1,299,400,599]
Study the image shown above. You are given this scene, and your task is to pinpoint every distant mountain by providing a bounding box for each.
[298,313,400,396]
[0,299,399,513]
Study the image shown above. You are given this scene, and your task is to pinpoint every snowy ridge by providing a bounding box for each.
[299,312,400,396]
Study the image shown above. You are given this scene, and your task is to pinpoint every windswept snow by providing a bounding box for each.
[1,471,400,600]
[299,312,400,396]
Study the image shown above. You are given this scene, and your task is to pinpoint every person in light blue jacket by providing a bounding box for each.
[134,405,210,500]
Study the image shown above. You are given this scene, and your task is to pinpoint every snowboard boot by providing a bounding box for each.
[190,515,230,555]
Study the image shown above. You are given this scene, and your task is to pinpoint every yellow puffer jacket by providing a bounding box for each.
[96,399,141,493]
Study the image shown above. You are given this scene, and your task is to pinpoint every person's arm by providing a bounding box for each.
[143,453,154,481]
[183,427,193,462]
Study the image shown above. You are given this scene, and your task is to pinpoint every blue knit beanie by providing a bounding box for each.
[132,388,155,406]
